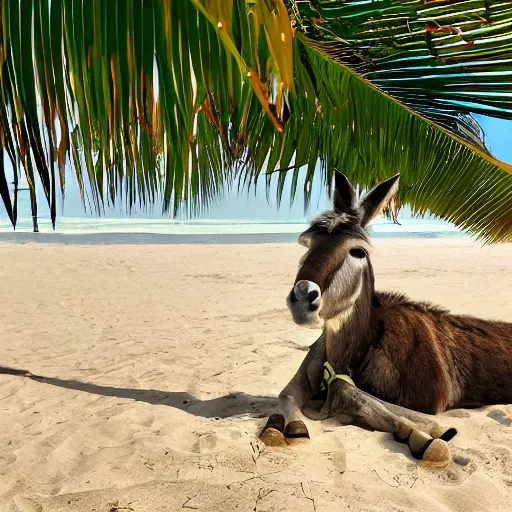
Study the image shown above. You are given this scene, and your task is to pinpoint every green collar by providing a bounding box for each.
[320,361,355,391]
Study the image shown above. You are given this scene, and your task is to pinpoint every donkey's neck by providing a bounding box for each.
[324,289,375,376]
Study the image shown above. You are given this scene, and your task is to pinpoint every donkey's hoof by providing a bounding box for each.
[259,427,288,447]
[408,429,435,459]
[259,414,287,447]
[394,417,415,443]
[431,426,458,442]
[265,414,286,433]
[284,420,310,444]
[420,439,451,468]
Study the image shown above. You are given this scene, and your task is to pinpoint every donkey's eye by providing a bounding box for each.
[349,248,366,259]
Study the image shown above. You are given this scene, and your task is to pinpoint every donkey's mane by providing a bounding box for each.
[375,291,449,316]
[310,210,367,239]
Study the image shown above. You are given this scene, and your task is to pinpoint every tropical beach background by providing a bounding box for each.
[1,1,512,511]
[1,114,511,237]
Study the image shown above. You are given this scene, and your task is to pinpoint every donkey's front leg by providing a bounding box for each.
[304,379,452,467]
[259,335,326,447]
[372,398,457,442]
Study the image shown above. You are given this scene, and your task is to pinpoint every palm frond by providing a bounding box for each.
[289,0,512,150]
[246,36,512,243]
[0,0,511,243]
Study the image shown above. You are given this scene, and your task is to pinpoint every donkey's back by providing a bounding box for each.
[357,292,512,415]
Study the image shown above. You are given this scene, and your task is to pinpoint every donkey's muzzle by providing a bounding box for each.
[287,280,322,327]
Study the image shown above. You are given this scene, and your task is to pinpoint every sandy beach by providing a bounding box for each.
[0,237,511,512]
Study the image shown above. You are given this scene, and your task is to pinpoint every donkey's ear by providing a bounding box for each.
[333,172,357,213]
[359,174,400,227]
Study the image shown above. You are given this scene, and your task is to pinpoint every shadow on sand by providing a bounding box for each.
[0,366,277,419]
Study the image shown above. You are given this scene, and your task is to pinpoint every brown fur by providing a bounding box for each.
[353,292,512,414]
[303,228,512,415]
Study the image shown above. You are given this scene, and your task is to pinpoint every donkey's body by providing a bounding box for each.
[259,172,512,466]
[331,291,512,414]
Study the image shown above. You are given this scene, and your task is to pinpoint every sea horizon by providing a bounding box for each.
[0,214,468,243]
[0,172,469,240]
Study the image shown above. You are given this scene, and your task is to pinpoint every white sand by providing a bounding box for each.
[0,238,511,512]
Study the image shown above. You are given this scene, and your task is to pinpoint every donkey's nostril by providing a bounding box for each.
[293,280,321,302]
[307,290,319,302]
[309,303,319,312]
[296,280,309,293]
[289,289,298,303]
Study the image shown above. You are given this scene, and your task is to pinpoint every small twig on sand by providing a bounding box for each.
[182,496,199,509]
[373,469,400,488]
[253,488,276,511]
[108,501,135,512]
[301,481,317,511]
[253,488,263,512]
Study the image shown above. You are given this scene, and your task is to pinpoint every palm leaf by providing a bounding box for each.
[253,36,512,243]
[289,0,512,150]
[0,0,511,243]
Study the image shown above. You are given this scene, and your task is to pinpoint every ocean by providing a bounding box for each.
[0,213,466,241]
[0,181,467,240]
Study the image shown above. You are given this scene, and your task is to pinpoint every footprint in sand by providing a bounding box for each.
[487,408,512,427]
[289,427,347,478]
[190,432,218,453]
[431,444,512,486]
[417,453,477,486]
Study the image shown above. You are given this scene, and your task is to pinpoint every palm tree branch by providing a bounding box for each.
[0,0,510,243]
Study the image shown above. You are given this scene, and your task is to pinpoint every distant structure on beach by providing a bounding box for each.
[11,181,30,192]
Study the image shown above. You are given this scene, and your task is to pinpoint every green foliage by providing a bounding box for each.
[0,0,511,241]
[290,0,512,150]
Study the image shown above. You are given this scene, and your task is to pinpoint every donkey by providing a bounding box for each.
[259,172,512,466]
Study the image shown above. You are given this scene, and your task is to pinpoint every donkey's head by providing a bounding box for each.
[287,172,400,329]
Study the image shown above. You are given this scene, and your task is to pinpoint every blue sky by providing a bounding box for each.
[1,115,511,222]
[475,115,512,164]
